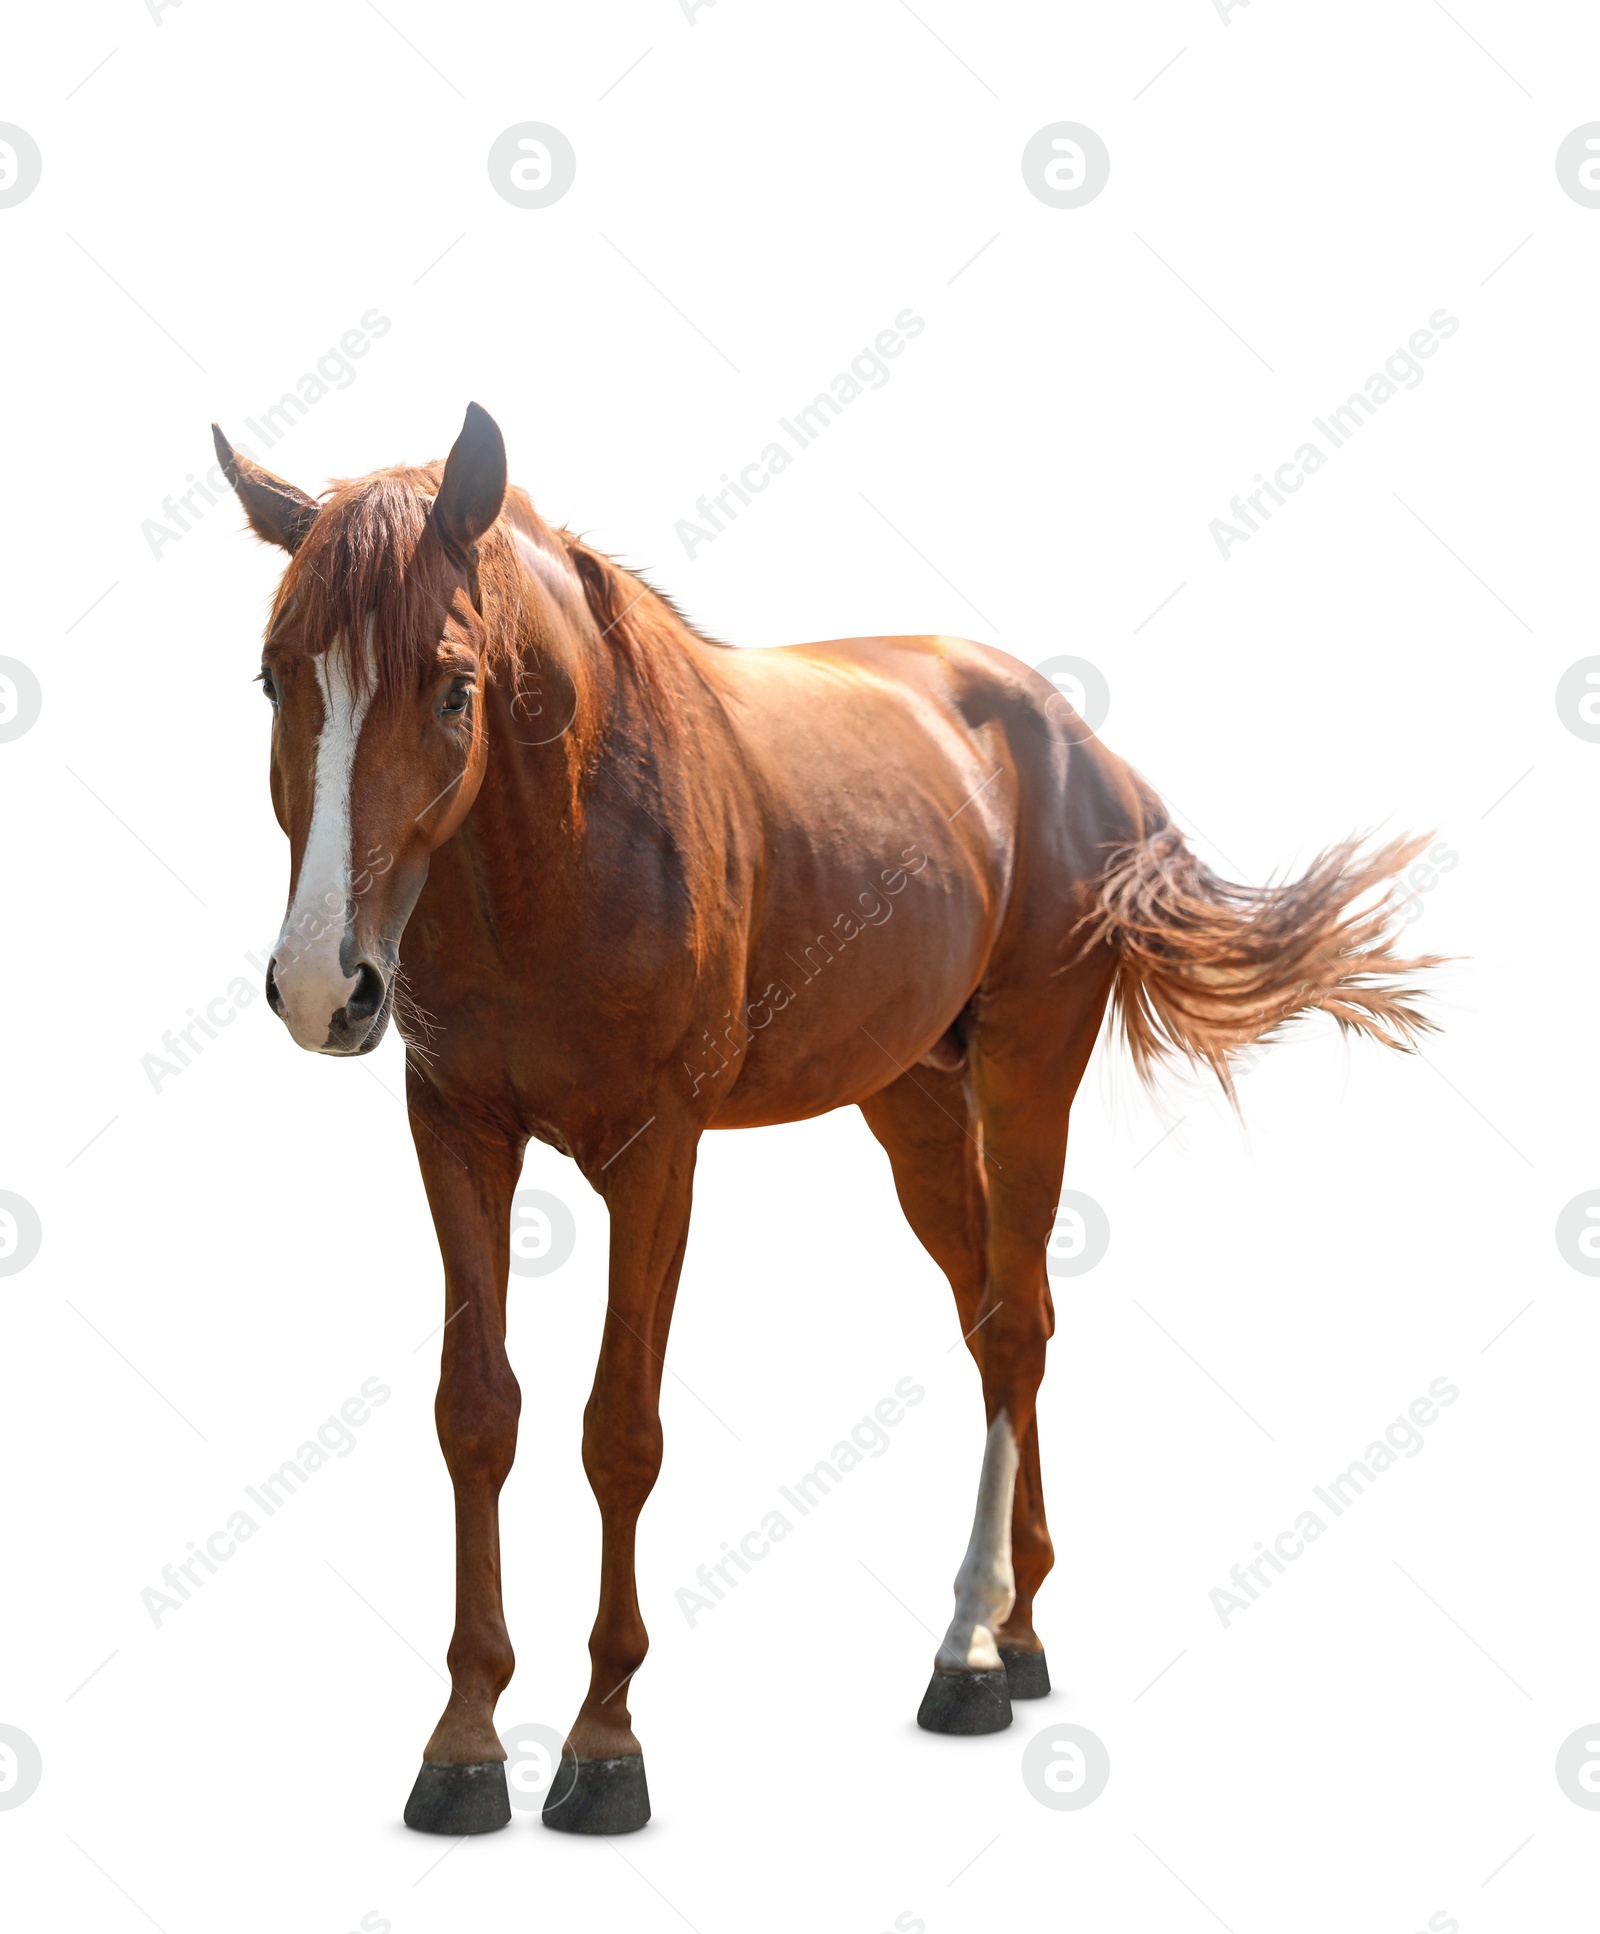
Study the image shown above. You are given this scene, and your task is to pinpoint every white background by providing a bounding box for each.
[2,3,1596,1931]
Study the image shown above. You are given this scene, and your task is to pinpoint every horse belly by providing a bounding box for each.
[705,859,995,1128]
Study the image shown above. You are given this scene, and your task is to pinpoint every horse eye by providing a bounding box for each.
[260,672,278,705]
[441,681,471,716]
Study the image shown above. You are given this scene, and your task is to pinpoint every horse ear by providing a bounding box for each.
[212,425,319,554]
[432,403,507,558]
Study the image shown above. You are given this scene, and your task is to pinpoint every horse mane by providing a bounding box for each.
[553,533,730,659]
[271,463,726,704]
[542,529,735,970]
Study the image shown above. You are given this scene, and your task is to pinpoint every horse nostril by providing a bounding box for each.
[344,961,386,1024]
[265,958,285,1017]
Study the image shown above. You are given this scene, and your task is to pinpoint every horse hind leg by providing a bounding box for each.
[928,1403,1058,1719]
[997,1418,1053,1697]
[859,1064,1058,1727]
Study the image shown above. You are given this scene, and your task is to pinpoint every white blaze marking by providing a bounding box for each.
[935,1411,1019,1672]
[273,637,374,1049]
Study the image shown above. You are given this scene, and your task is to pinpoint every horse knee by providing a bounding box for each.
[436,1365,521,1486]
[581,1414,663,1516]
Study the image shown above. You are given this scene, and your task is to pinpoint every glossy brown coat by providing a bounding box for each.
[218,405,1437,1833]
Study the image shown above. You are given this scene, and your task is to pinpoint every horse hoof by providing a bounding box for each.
[1000,1645,1051,1700]
[541,1753,651,1834]
[403,1760,512,1834]
[916,1666,1013,1734]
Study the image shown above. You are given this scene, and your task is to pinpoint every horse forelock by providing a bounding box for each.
[270,464,482,701]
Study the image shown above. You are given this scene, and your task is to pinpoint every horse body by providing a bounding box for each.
[216,404,1437,1837]
[698,633,1143,1127]
[405,617,1140,1145]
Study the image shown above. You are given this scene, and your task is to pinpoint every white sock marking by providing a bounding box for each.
[936,1412,1019,1672]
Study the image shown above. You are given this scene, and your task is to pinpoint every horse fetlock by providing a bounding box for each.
[937,1557,1017,1671]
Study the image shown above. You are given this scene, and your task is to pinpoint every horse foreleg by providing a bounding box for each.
[401,1092,524,1836]
[543,1118,698,1836]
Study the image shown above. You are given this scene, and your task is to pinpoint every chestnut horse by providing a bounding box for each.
[216,404,1436,1836]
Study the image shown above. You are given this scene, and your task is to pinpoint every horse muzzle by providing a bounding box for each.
[265,950,393,1055]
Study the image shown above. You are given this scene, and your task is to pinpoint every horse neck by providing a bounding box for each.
[425,532,732,985]
[477,524,682,848]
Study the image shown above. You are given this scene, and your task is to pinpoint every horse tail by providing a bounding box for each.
[1077,819,1443,1103]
